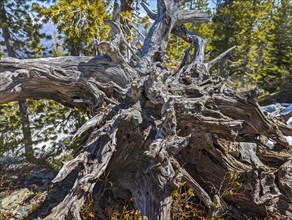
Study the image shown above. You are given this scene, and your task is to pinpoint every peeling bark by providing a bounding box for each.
[0,0,291,219]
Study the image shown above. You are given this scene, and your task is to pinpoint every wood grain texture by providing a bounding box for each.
[0,0,291,219]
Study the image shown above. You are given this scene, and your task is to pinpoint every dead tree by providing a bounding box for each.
[0,0,291,219]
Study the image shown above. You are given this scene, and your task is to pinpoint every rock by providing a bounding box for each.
[129,109,143,126]
[0,189,48,219]
[0,188,33,210]
[0,188,34,219]
[13,206,29,219]
[237,142,264,168]
[261,103,292,147]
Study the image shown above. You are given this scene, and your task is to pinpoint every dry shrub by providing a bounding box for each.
[171,182,208,220]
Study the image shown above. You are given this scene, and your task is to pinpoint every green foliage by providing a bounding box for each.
[0,1,62,161]
[0,0,51,58]
[51,30,66,57]
[0,102,21,156]
[211,0,291,92]
[166,0,291,93]
[0,1,89,160]
[0,100,87,158]
[188,0,210,10]
[35,0,111,56]
[48,154,74,170]
[273,0,292,67]
[267,0,292,92]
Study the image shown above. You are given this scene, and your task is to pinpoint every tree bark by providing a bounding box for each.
[18,99,34,160]
[0,0,291,219]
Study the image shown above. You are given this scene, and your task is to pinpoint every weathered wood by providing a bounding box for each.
[140,0,211,64]
[0,0,291,219]
[0,56,135,109]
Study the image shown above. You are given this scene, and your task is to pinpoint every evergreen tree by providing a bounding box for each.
[212,0,277,89]
[51,30,66,57]
[0,0,51,160]
[35,0,111,56]
[0,0,51,57]
[270,0,292,89]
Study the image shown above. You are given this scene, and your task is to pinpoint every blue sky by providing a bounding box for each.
[146,0,216,10]
[139,0,216,21]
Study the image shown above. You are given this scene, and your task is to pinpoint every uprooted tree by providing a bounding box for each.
[0,0,291,219]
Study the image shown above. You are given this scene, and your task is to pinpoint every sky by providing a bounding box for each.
[147,0,216,8]
[143,0,216,15]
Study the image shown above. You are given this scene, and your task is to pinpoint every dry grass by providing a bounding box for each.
[171,182,208,220]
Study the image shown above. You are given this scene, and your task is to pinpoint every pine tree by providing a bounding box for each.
[0,0,51,57]
[0,0,51,160]
[35,0,111,56]
[212,0,277,89]
[270,0,292,89]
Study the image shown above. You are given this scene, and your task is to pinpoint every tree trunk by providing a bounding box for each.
[0,2,34,161]
[0,0,291,219]
[18,99,34,161]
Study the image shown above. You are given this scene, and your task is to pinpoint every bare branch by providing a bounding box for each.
[171,157,213,208]
[100,20,141,63]
[2,2,290,220]
[131,24,146,40]
[207,46,236,70]
[176,10,212,25]
[139,1,211,64]
[99,20,128,63]
[141,2,212,25]
[193,35,208,63]
[140,0,188,63]
[172,25,210,80]
[178,0,191,7]
[140,0,175,63]
[141,2,156,20]
[112,0,121,21]
[98,41,127,63]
